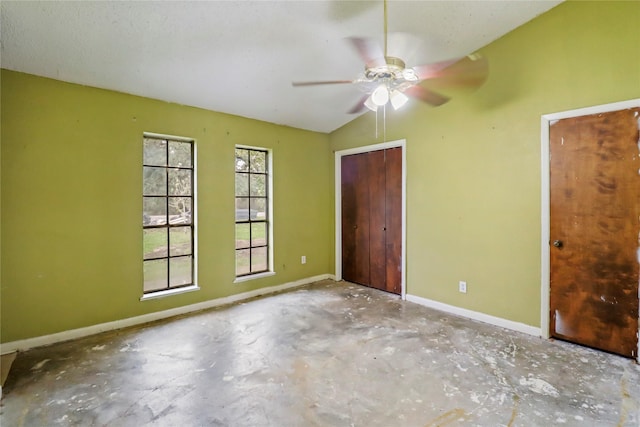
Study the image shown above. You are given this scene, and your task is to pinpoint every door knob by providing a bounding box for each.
[553,240,563,248]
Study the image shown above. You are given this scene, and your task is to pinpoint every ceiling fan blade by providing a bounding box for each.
[347,37,386,68]
[414,54,489,89]
[292,80,354,87]
[413,58,461,80]
[347,95,370,114]
[404,85,450,107]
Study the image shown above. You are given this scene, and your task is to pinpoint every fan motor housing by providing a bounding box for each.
[365,56,406,79]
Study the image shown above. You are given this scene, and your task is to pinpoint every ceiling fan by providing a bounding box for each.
[292,0,488,114]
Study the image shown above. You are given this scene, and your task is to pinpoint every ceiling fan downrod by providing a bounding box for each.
[383,0,388,58]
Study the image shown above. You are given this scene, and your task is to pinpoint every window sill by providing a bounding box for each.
[233,271,276,284]
[140,285,200,301]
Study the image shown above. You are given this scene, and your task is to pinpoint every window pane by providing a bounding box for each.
[250,174,266,196]
[235,249,250,275]
[235,149,249,172]
[235,198,251,221]
[143,197,167,225]
[169,141,192,168]
[251,222,267,247]
[144,228,168,260]
[143,139,167,166]
[251,247,267,272]
[236,197,249,209]
[250,198,267,219]
[169,197,192,223]
[235,197,249,209]
[143,166,166,196]
[249,150,266,173]
[169,256,192,286]
[236,223,250,249]
[170,227,192,256]
[235,173,248,196]
[144,259,168,292]
[168,169,192,196]
[236,208,258,221]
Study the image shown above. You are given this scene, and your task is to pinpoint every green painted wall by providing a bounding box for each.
[1,71,333,343]
[330,1,640,327]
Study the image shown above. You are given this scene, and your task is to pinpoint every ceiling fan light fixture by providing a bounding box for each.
[371,84,390,106]
[364,95,378,112]
[390,90,409,110]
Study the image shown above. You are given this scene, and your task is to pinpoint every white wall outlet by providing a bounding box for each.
[459,281,467,293]
[301,256,306,264]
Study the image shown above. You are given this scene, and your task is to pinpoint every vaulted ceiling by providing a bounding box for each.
[1,1,562,133]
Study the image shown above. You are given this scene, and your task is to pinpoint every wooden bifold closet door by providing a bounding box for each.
[341,147,401,294]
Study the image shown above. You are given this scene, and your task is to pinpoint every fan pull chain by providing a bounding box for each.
[383,103,387,143]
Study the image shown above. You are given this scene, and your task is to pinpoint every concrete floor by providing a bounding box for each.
[1,279,639,426]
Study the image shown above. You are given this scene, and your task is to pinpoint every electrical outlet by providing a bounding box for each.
[301,255,306,264]
[459,281,467,293]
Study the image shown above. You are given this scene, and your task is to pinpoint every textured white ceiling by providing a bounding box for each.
[1,1,562,133]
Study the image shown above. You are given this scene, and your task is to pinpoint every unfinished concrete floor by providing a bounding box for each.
[1,280,639,426]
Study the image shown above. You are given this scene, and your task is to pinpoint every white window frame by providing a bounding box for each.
[234,144,275,283]
[141,132,199,300]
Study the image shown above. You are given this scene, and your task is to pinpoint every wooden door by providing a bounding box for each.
[341,148,402,294]
[368,150,387,289]
[384,147,402,294]
[341,153,370,286]
[549,107,640,358]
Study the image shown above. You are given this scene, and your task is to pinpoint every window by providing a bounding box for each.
[143,135,195,294]
[235,147,271,277]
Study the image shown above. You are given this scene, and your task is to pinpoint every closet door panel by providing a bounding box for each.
[341,153,370,285]
[385,147,403,294]
[368,150,387,291]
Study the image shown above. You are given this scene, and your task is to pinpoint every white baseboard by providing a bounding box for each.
[1,274,335,355]
[406,293,541,337]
